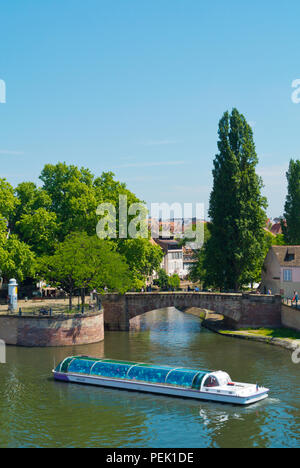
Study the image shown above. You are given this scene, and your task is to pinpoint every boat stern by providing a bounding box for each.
[199,371,269,405]
[234,383,269,405]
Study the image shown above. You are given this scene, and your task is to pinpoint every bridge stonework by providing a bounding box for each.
[101,292,282,331]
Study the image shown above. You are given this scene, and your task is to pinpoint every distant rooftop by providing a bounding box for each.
[153,238,182,252]
[270,222,282,235]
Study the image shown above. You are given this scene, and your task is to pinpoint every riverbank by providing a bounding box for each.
[185,308,300,351]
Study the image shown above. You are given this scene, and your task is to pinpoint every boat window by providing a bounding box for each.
[203,375,219,388]
[55,356,215,390]
[166,369,200,388]
[56,357,74,373]
[127,365,172,383]
[90,362,133,379]
[68,359,96,375]
[191,372,208,390]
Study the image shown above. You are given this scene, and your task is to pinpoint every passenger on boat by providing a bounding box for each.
[204,376,218,387]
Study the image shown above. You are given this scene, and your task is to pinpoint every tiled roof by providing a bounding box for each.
[271,245,300,267]
[153,238,182,252]
[270,223,282,235]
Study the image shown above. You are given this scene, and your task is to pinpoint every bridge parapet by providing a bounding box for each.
[101,292,282,331]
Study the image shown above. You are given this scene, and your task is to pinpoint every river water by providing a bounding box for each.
[0,308,299,448]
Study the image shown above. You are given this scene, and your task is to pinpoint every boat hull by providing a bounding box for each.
[53,371,268,406]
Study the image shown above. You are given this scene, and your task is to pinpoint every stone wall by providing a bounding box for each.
[0,311,104,347]
[102,292,282,331]
[235,293,282,329]
[281,304,300,332]
[102,294,128,331]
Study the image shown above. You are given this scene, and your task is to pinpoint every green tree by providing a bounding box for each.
[39,163,98,239]
[0,235,36,282]
[15,182,52,215]
[156,268,170,290]
[39,163,144,241]
[93,171,140,207]
[168,273,180,290]
[188,223,211,286]
[155,269,181,290]
[13,182,59,255]
[0,217,8,246]
[0,178,18,229]
[117,238,163,288]
[203,109,267,290]
[282,159,300,244]
[264,230,285,250]
[38,232,133,308]
[0,179,36,283]
[186,223,211,285]
[16,209,58,255]
[94,171,145,241]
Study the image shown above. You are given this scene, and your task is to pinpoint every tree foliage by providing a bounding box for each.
[38,232,133,306]
[16,209,58,256]
[39,163,98,239]
[0,162,162,289]
[282,159,300,244]
[0,234,36,282]
[155,269,170,290]
[201,109,267,290]
[155,269,180,290]
[0,178,18,223]
[117,238,163,287]
[168,273,181,290]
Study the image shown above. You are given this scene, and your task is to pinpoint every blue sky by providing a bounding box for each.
[0,0,300,218]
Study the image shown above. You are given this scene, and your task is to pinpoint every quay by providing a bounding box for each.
[0,292,299,347]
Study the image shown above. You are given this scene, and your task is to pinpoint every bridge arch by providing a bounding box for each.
[101,292,282,331]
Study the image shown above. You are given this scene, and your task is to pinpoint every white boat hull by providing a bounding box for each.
[53,371,269,406]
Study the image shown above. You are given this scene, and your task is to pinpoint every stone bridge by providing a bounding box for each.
[101,292,282,331]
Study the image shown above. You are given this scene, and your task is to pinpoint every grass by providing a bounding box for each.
[220,327,300,340]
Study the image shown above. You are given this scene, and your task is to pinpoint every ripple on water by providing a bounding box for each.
[0,307,299,448]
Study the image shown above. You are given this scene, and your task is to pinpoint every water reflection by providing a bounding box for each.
[0,307,299,448]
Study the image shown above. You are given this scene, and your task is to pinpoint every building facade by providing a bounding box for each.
[261,245,300,297]
[153,238,185,277]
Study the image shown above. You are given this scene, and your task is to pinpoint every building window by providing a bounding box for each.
[171,252,182,260]
[285,253,295,262]
[283,269,292,282]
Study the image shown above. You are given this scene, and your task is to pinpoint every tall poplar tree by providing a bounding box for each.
[203,109,267,290]
[282,159,300,244]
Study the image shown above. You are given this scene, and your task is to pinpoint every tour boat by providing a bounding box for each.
[53,356,269,406]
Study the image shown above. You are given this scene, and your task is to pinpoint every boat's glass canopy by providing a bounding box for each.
[56,357,212,390]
